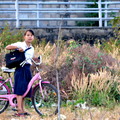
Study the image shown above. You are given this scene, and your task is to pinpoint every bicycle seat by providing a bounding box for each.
[1,67,15,73]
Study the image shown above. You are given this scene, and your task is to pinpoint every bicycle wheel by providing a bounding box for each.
[32,83,60,116]
[0,81,10,114]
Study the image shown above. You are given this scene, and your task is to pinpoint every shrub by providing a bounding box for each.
[0,26,23,52]
[66,43,116,75]
[99,17,120,60]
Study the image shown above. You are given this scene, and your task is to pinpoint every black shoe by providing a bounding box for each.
[24,112,31,116]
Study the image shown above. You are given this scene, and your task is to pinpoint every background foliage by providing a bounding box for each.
[0,17,120,109]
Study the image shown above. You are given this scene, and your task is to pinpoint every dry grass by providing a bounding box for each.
[0,41,120,120]
[70,68,120,92]
[34,42,68,68]
[0,106,120,120]
[89,69,119,91]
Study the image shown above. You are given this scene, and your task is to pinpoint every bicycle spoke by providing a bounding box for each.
[0,81,9,113]
[32,83,60,116]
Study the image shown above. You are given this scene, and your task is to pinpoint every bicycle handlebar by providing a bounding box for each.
[32,55,42,66]
[20,55,42,67]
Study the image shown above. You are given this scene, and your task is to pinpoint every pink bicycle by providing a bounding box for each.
[0,56,59,116]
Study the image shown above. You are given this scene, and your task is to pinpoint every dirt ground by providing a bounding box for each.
[0,106,120,120]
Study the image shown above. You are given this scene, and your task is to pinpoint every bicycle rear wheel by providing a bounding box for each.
[0,81,10,114]
[32,83,60,116]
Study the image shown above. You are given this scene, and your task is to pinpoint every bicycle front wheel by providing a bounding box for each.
[0,81,10,114]
[32,83,60,116]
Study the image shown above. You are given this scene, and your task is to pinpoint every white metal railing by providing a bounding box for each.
[0,0,120,28]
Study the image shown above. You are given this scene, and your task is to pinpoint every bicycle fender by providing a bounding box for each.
[32,81,50,95]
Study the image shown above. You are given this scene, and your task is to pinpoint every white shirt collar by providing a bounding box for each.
[23,41,32,49]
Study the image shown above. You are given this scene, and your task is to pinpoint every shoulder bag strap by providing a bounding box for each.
[24,47,31,53]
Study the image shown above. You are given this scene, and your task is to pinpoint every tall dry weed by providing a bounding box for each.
[88,69,119,92]
[35,41,69,68]
[70,69,119,93]
[70,72,88,93]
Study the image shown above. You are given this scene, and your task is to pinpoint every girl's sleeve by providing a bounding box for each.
[11,42,21,48]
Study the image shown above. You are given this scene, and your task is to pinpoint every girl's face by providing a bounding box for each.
[24,31,34,44]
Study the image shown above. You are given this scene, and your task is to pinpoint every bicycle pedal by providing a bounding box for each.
[12,108,18,111]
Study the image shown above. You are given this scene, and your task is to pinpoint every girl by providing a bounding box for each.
[6,29,35,117]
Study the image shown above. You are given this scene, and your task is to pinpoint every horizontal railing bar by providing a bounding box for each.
[19,8,120,11]
[21,18,113,21]
[25,26,112,29]
[0,26,112,29]
[0,11,118,13]
[1,8,120,11]
[0,8,100,11]
[0,9,15,11]
[0,18,16,21]
[0,1,120,5]
[20,2,120,5]
[0,2,15,4]
[0,17,114,21]
[102,8,120,10]
[0,11,15,13]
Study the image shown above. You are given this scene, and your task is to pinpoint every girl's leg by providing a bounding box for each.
[21,97,31,115]
[21,98,25,112]
[16,95,24,113]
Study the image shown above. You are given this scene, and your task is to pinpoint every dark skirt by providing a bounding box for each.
[14,64,32,97]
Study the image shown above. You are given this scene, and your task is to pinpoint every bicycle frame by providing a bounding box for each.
[0,77,14,93]
[0,71,50,108]
[0,55,51,109]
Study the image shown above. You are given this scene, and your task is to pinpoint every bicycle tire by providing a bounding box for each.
[32,83,60,116]
[0,80,10,114]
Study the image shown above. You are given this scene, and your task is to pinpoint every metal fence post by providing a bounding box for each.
[105,2,108,27]
[38,0,43,27]
[98,0,102,27]
[37,2,39,27]
[15,0,19,28]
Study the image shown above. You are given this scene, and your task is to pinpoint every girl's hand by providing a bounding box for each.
[18,47,24,52]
